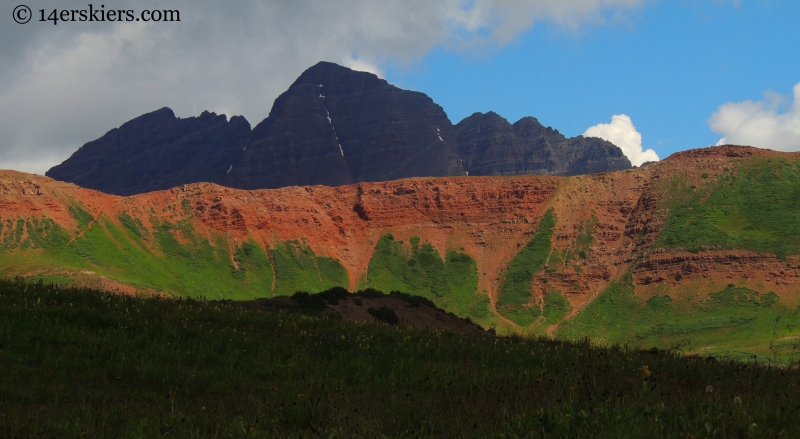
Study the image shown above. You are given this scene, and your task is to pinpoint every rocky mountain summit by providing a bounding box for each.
[47,62,632,195]
[219,61,465,190]
[456,111,630,176]
[45,108,251,196]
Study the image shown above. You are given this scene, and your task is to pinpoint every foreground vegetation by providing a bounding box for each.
[2,280,799,438]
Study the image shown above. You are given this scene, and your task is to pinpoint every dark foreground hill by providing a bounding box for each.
[226,287,487,335]
[46,62,631,195]
[2,279,798,438]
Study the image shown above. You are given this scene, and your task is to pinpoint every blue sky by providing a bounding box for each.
[386,1,800,161]
[1,0,798,173]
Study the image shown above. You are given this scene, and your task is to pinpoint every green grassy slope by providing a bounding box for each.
[495,209,556,327]
[0,206,346,300]
[556,274,800,363]
[552,158,800,359]
[270,240,348,296]
[656,157,800,257]
[3,280,799,438]
[363,234,494,328]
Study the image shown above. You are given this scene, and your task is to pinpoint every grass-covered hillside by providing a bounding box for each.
[361,233,495,328]
[0,210,348,301]
[2,280,799,438]
[553,156,800,361]
[655,156,800,257]
[556,274,800,363]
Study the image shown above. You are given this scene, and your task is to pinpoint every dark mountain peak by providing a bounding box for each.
[481,111,506,120]
[257,62,395,134]
[277,62,390,105]
[297,61,386,87]
[197,109,223,120]
[46,106,251,195]
[459,111,509,125]
[47,61,632,195]
[455,111,514,138]
[513,116,564,142]
[147,106,175,117]
[513,115,542,127]
[456,110,631,176]
[228,114,251,128]
[115,107,175,131]
[232,61,464,189]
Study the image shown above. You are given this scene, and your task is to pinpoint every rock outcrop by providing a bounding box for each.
[455,111,631,176]
[46,108,251,196]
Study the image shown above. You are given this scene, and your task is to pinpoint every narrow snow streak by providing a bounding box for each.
[227,165,233,174]
[323,103,343,156]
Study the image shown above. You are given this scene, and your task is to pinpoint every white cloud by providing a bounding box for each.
[709,82,800,151]
[342,56,385,78]
[0,0,646,174]
[462,0,644,45]
[583,114,659,167]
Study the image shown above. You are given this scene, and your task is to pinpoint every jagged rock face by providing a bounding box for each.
[46,108,251,196]
[455,111,632,176]
[220,62,465,189]
[47,62,633,195]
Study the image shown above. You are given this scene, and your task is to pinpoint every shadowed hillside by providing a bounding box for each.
[2,279,799,437]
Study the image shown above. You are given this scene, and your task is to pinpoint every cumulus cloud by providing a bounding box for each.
[0,0,645,174]
[709,82,800,151]
[583,114,659,167]
[342,56,385,79]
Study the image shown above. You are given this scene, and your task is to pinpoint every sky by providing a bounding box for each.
[1,0,798,173]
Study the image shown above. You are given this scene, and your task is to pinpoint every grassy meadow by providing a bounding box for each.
[2,279,800,438]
